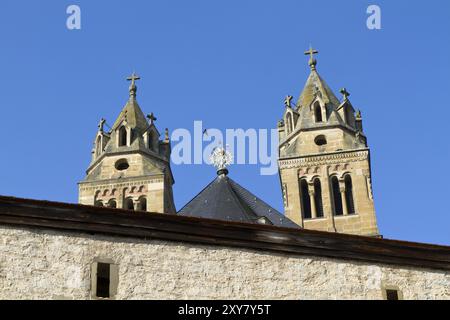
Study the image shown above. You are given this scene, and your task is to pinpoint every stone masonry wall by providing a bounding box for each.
[0,225,448,300]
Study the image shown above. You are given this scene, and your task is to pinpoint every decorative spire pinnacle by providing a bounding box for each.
[304,45,319,70]
[340,88,351,101]
[147,112,157,125]
[164,128,170,142]
[209,145,233,176]
[126,72,141,99]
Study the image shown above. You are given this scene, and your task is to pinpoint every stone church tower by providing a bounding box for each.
[278,48,379,237]
[78,74,176,214]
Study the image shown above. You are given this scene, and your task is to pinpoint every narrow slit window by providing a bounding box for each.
[331,176,343,216]
[300,179,311,219]
[314,178,324,218]
[96,263,110,298]
[314,103,323,123]
[119,126,127,147]
[344,175,355,214]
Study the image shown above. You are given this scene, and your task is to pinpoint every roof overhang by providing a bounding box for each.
[0,195,449,271]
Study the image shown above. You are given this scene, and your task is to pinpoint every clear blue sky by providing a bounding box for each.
[0,0,449,245]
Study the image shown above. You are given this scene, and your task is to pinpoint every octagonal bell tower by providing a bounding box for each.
[78,73,175,213]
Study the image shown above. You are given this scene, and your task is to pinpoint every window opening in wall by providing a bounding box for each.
[385,289,399,300]
[119,126,127,147]
[300,179,311,219]
[115,159,130,171]
[314,135,327,146]
[96,263,110,298]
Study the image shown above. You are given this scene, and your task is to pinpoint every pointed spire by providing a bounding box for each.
[127,72,141,100]
[304,45,319,70]
[296,48,341,109]
[111,73,149,131]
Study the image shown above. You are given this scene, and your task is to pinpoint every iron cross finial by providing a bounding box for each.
[147,112,157,124]
[284,95,293,108]
[304,45,319,70]
[340,88,350,101]
[98,118,106,132]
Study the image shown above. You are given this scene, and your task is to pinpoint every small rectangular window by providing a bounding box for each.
[96,263,110,298]
[385,289,399,300]
[91,260,119,299]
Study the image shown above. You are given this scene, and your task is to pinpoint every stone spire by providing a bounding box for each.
[296,47,341,109]
[110,73,149,132]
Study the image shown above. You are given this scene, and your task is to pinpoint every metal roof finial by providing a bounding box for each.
[209,144,233,176]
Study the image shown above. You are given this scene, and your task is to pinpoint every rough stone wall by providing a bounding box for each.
[0,225,448,300]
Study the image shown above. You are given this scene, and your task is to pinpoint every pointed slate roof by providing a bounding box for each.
[297,68,341,109]
[112,98,149,132]
[178,173,300,229]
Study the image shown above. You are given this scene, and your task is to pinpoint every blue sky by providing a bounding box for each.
[0,0,449,245]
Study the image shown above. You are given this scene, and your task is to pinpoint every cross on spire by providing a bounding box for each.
[304,45,319,70]
[147,112,157,125]
[284,95,293,108]
[340,88,350,101]
[127,72,141,98]
[98,118,106,132]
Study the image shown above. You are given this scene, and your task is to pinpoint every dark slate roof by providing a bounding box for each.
[178,173,300,229]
